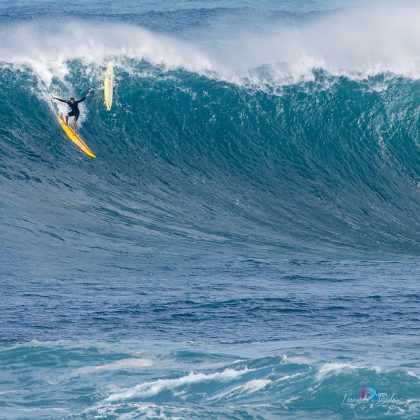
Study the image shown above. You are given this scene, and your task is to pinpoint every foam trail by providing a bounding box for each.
[76,358,154,374]
[106,368,249,400]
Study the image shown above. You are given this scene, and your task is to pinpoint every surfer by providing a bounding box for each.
[53,92,91,133]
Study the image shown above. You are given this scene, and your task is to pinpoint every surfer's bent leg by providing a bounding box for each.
[67,111,76,126]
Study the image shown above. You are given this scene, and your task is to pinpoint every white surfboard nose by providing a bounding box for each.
[104,62,114,111]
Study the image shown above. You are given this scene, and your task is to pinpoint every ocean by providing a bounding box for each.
[0,0,419,418]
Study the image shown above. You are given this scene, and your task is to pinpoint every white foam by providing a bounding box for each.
[76,358,154,374]
[106,368,249,401]
[208,377,270,401]
[317,362,358,379]
[282,395,300,406]
[242,379,271,391]
[278,372,304,382]
[316,362,383,380]
[0,20,212,85]
[280,354,314,365]
[1,2,420,86]
[88,401,172,419]
[204,2,420,84]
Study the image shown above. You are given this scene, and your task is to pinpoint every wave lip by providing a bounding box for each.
[0,20,213,85]
[2,3,420,86]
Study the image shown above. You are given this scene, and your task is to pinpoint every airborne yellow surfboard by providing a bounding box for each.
[104,62,114,111]
[57,115,96,158]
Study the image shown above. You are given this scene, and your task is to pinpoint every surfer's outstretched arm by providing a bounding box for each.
[76,95,87,104]
[53,97,68,103]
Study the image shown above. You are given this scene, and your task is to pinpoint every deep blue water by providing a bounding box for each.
[0,0,419,418]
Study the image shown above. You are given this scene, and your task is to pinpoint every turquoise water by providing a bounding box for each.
[0,0,419,418]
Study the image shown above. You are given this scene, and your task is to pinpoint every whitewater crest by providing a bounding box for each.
[1,3,420,85]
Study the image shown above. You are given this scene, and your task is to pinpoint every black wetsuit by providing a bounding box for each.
[56,96,86,121]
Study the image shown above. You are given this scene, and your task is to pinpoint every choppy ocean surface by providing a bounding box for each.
[0,0,419,418]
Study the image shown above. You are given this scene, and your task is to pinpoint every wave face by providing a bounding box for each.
[1,60,419,255]
[1,6,419,257]
[0,2,420,419]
